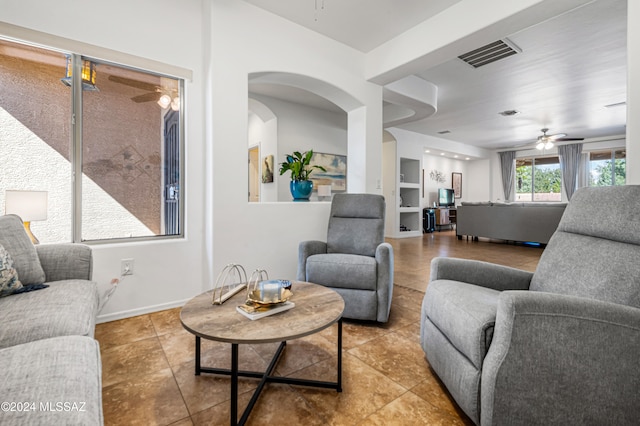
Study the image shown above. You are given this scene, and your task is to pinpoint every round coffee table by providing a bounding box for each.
[181,281,344,426]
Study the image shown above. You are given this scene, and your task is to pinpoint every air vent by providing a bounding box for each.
[437,130,451,134]
[499,109,520,116]
[459,39,520,68]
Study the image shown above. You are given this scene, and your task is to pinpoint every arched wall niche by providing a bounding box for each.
[248,71,367,201]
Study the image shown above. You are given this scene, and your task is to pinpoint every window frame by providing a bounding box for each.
[515,155,562,202]
[1,36,186,244]
[587,148,626,188]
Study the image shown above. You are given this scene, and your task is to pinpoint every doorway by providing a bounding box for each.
[248,145,260,202]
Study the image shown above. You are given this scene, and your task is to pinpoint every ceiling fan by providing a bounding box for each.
[535,128,584,150]
[108,75,179,110]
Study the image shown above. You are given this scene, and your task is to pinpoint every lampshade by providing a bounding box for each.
[5,190,48,222]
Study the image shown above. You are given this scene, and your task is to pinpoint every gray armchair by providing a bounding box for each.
[297,193,394,322]
[421,185,640,425]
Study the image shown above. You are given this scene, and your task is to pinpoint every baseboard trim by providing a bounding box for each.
[97,298,191,324]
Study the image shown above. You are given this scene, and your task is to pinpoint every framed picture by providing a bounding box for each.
[262,155,274,183]
[452,172,462,198]
[310,152,347,192]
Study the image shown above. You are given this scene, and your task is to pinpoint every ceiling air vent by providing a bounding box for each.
[459,39,520,68]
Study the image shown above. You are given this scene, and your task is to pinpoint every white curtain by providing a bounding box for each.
[558,143,583,201]
[577,152,590,189]
[498,151,516,201]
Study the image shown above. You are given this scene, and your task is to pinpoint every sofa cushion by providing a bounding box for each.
[0,215,45,285]
[424,280,500,368]
[0,279,99,349]
[0,335,103,425]
[0,244,23,297]
[306,253,377,290]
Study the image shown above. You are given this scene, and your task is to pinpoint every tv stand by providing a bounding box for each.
[435,207,456,231]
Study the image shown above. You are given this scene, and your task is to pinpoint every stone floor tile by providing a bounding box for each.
[102,368,189,426]
[96,314,156,351]
[101,337,170,388]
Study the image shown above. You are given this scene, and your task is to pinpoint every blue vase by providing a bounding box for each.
[290,180,313,201]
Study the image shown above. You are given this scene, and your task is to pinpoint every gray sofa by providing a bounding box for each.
[456,201,567,244]
[0,214,102,425]
[421,186,640,425]
[297,193,394,322]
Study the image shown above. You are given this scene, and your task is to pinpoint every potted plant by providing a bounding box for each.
[279,150,326,201]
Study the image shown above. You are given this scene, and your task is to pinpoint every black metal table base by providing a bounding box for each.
[194,318,343,426]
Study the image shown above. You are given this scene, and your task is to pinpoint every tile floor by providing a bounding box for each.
[96,230,544,425]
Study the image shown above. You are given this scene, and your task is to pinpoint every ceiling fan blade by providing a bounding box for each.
[131,92,161,103]
[554,137,584,141]
[108,75,159,92]
[547,133,567,140]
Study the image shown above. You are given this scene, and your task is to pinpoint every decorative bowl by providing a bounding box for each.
[247,280,293,305]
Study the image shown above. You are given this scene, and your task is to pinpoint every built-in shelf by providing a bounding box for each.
[383,143,423,239]
[400,158,420,184]
[396,157,422,237]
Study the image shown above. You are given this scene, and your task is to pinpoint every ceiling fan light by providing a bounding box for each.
[536,141,545,150]
[544,141,554,150]
[157,94,171,108]
[170,97,180,111]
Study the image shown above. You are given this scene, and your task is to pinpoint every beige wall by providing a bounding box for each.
[0,41,164,236]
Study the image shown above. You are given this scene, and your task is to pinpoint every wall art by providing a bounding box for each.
[429,169,446,184]
[310,152,347,192]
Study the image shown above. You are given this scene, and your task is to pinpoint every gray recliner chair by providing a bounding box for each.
[421,185,640,425]
[297,193,394,322]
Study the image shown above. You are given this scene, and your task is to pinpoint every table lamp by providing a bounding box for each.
[4,190,48,244]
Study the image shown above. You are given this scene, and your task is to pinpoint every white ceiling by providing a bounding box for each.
[242,0,462,53]
[245,0,627,152]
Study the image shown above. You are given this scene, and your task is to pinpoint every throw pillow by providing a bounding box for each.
[0,244,24,297]
[0,215,46,285]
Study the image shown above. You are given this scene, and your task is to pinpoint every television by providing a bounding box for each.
[438,188,455,207]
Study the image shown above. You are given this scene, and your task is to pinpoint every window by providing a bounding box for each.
[515,156,562,202]
[589,149,626,187]
[0,38,184,243]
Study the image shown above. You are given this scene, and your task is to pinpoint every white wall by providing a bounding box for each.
[247,98,278,202]
[1,0,206,321]
[466,159,492,202]
[208,0,382,284]
[422,154,468,207]
[627,0,640,184]
[249,94,347,202]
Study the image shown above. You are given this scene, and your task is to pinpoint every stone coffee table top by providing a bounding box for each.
[181,281,344,344]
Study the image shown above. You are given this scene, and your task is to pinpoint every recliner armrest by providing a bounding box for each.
[36,243,93,282]
[297,240,327,281]
[430,257,532,291]
[481,291,640,425]
[375,242,394,322]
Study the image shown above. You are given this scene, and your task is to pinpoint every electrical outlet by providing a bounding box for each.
[121,258,134,276]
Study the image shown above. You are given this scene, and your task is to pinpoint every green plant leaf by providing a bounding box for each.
[278,149,325,181]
